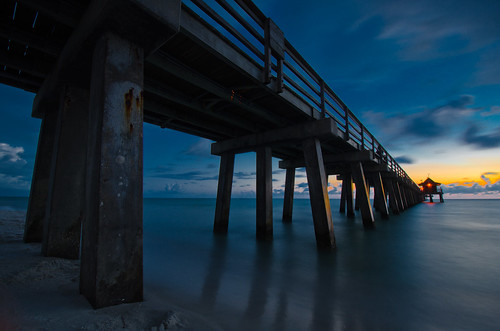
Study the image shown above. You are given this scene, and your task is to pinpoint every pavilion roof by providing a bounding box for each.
[418,177,441,187]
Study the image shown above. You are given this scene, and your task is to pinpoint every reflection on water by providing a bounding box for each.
[143,199,500,330]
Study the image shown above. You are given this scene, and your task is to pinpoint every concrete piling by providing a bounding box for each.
[339,178,346,213]
[351,162,374,227]
[24,108,59,243]
[383,178,400,215]
[80,33,144,308]
[256,146,273,240]
[42,86,89,259]
[372,172,389,219]
[303,138,335,248]
[355,186,361,211]
[214,152,235,233]
[282,168,295,223]
[344,173,355,218]
[394,181,405,211]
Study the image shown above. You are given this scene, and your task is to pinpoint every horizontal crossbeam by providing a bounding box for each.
[211,118,338,155]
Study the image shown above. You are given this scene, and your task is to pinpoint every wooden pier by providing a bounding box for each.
[1,0,423,308]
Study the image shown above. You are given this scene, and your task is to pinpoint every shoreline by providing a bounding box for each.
[0,210,222,331]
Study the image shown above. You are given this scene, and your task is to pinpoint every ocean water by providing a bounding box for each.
[2,197,500,330]
[143,198,500,330]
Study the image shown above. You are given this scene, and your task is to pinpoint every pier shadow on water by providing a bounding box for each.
[143,198,500,330]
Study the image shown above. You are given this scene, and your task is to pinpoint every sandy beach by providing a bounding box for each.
[0,210,222,331]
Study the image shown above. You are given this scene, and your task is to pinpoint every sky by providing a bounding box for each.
[1,0,499,199]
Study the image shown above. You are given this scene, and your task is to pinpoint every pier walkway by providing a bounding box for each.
[1,0,422,308]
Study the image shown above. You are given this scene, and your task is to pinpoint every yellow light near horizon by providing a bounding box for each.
[405,162,500,186]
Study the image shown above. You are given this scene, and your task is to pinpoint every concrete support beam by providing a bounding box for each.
[351,162,374,227]
[148,52,284,126]
[33,0,181,118]
[282,168,295,223]
[211,118,338,156]
[24,107,59,243]
[372,172,389,219]
[279,150,375,169]
[256,147,273,240]
[302,138,335,248]
[80,33,144,308]
[0,21,62,56]
[214,153,235,233]
[42,86,89,259]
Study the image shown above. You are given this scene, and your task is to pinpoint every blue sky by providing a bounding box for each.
[1,0,499,198]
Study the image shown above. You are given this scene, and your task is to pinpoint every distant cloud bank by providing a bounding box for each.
[444,182,500,196]
[0,142,26,164]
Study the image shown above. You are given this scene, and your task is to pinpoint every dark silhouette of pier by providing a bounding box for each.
[1,0,423,308]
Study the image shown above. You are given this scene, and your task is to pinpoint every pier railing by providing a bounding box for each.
[184,0,417,187]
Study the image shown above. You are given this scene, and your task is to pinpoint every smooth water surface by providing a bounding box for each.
[1,197,499,330]
[143,199,500,330]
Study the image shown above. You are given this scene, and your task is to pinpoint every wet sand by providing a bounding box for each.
[0,210,221,331]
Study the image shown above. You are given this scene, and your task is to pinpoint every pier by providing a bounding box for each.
[1,0,423,308]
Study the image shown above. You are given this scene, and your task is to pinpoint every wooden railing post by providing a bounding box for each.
[320,79,325,118]
[277,57,284,93]
[264,17,284,91]
[361,126,365,149]
[344,109,350,140]
[263,18,272,84]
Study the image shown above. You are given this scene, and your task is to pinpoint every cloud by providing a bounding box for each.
[357,0,500,61]
[234,171,256,180]
[328,186,340,194]
[273,189,284,196]
[183,139,214,158]
[480,175,491,184]
[295,168,307,178]
[444,181,500,195]
[0,173,30,189]
[463,125,500,149]
[365,95,483,142]
[403,95,479,138]
[0,143,26,164]
[394,155,414,164]
[151,170,218,181]
[481,106,500,117]
[480,172,499,185]
[164,183,182,194]
[296,182,309,188]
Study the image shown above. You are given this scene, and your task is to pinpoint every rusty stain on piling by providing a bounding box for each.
[136,90,144,114]
[124,88,134,122]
